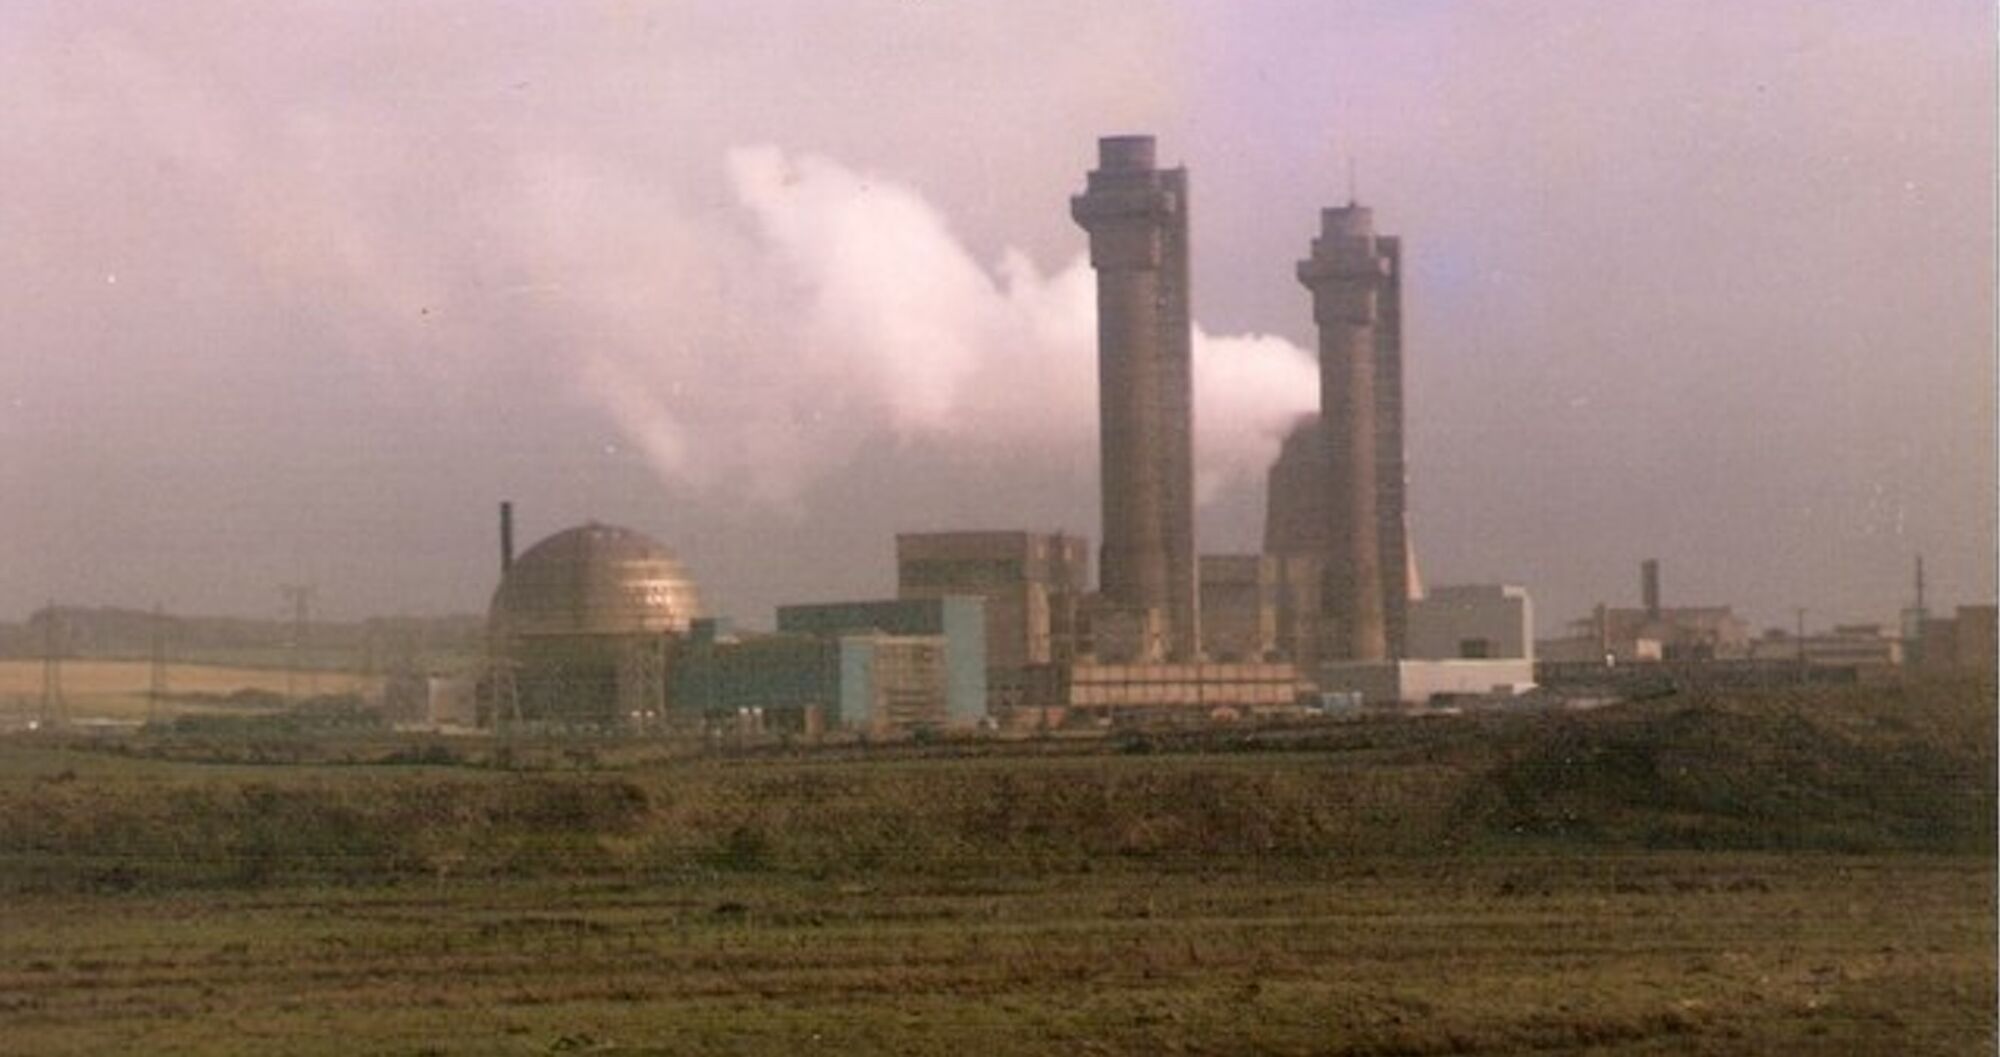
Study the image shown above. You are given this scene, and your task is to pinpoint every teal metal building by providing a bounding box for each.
[669,597,987,731]
[775,597,987,725]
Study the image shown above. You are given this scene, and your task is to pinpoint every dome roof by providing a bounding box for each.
[490,522,703,638]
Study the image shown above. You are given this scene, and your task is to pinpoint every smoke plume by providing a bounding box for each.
[540,145,1318,507]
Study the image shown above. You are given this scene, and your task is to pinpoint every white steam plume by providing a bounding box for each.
[552,145,1318,506]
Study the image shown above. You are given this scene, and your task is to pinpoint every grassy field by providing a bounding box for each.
[0,679,1989,1054]
[0,660,384,724]
[0,855,1987,1056]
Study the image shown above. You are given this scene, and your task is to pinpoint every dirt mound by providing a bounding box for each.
[1456,680,1995,852]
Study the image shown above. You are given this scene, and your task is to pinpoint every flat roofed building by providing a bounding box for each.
[776,597,986,725]
[1015,660,1306,725]
[1199,554,1278,661]
[1916,605,1998,675]
[1318,659,1535,707]
[1407,584,1533,663]
[896,531,1086,670]
[668,626,953,734]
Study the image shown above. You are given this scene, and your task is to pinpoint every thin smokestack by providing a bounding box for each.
[500,501,515,575]
[1642,558,1660,618]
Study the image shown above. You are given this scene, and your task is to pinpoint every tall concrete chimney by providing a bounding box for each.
[500,501,515,575]
[1641,559,1660,619]
[1071,135,1198,660]
[1298,205,1390,661]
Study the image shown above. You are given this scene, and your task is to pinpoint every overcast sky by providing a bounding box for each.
[2,1,1992,635]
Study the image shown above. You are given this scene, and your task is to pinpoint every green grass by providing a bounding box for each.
[0,679,1990,1054]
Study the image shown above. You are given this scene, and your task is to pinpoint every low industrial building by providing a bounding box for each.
[1406,584,1533,663]
[1317,659,1537,707]
[1322,583,1536,705]
[1745,623,1903,675]
[1013,660,1306,725]
[1538,561,1750,664]
[382,672,479,728]
[775,597,987,727]
[1199,554,1280,661]
[896,531,1087,667]
[669,597,987,735]
[1913,605,1998,676]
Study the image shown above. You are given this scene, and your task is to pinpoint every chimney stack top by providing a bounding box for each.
[1098,135,1157,173]
[1320,204,1374,239]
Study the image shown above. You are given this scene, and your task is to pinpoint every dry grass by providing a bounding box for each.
[0,856,1987,1056]
[0,680,1989,1054]
[0,660,383,722]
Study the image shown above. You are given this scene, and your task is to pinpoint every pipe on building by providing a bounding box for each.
[500,501,515,575]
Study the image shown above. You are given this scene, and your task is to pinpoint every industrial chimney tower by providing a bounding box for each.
[1071,135,1198,661]
[1298,204,1394,661]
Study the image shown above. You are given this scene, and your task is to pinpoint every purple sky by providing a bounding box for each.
[2,1,1992,635]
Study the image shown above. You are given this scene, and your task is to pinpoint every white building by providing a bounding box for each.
[1406,584,1534,663]
[1321,584,1536,705]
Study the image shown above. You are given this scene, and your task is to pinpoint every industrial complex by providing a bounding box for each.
[440,134,1526,734]
[312,134,1987,736]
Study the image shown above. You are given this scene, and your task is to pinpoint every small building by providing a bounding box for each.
[1746,623,1903,674]
[1407,584,1534,663]
[1318,659,1536,707]
[1538,562,1751,664]
[382,671,479,728]
[1019,661,1306,725]
[1914,605,1998,677]
[775,597,987,726]
[669,624,844,731]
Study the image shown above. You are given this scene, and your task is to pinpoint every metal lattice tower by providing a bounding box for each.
[280,584,316,703]
[38,601,65,729]
[488,654,522,734]
[147,603,170,725]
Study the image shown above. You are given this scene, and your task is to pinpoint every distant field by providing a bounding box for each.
[0,660,385,723]
[0,679,1989,1054]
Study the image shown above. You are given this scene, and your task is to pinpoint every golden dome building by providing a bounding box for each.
[487,514,703,729]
